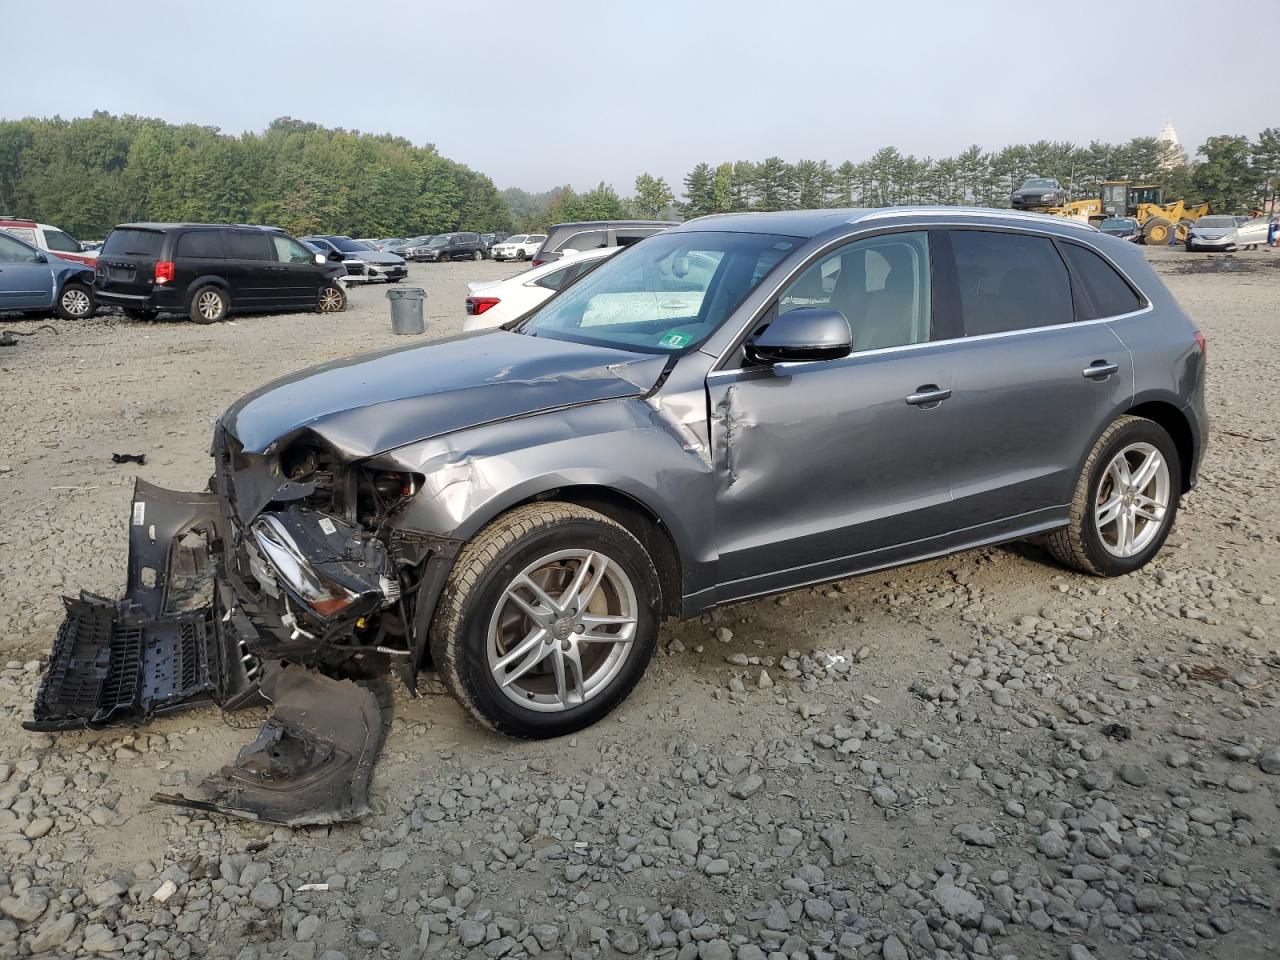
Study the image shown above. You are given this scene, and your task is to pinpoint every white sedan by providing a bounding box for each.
[463,247,618,330]
[490,234,547,261]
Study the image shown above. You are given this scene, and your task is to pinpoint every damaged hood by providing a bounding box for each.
[222,331,668,458]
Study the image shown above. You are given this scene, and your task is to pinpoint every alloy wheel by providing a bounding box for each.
[318,287,344,312]
[61,288,91,317]
[197,290,224,321]
[486,549,637,712]
[1094,441,1170,558]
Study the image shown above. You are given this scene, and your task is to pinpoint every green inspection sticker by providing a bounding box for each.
[658,331,692,348]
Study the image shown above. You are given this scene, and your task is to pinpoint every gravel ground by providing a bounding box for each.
[0,248,1278,960]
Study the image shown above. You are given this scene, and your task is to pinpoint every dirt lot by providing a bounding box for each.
[0,248,1278,960]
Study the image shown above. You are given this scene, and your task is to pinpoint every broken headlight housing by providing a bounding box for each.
[249,509,398,622]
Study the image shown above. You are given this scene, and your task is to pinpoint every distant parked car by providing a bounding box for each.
[0,217,99,267]
[0,229,96,319]
[490,234,547,262]
[303,235,407,282]
[1185,215,1269,252]
[418,232,487,262]
[1098,217,1141,242]
[94,223,348,323]
[385,236,432,259]
[532,220,675,265]
[463,246,619,330]
[302,239,367,283]
[1010,177,1069,210]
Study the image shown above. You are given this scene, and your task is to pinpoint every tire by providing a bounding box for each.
[516,250,527,262]
[55,281,95,320]
[472,249,483,261]
[317,282,346,313]
[189,286,228,324]
[1142,217,1171,245]
[1046,415,1181,577]
[429,502,661,738]
[123,308,159,322]
[1184,242,1194,253]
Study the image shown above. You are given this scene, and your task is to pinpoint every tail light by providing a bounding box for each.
[154,261,175,284]
[466,296,500,316]
[1194,330,1207,364]
[530,259,545,267]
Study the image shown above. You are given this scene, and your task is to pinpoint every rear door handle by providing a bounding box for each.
[905,385,951,407]
[1083,360,1119,380]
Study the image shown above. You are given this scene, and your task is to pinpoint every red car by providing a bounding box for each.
[0,218,98,266]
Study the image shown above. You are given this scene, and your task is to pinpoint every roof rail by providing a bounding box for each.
[851,206,1098,233]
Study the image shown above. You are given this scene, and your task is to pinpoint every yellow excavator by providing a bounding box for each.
[1041,181,1210,244]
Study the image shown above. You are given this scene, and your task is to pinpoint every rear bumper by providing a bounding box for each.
[95,286,186,310]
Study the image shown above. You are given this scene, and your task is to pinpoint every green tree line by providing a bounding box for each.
[0,112,512,239]
[671,130,1280,219]
[505,130,1279,230]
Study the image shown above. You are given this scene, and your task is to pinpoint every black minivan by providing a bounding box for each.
[94,223,349,323]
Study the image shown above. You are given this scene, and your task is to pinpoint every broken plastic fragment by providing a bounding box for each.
[152,662,388,826]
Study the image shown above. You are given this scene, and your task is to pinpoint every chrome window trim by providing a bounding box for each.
[850,206,1100,234]
[708,219,1150,373]
[705,302,1153,382]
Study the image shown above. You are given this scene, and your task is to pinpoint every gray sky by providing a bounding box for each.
[4,0,1276,194]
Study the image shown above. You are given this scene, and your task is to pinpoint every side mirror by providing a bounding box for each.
[35,251,48,264]
[314,253,326,265]
[745,307,852,365]
[328,251,344,262]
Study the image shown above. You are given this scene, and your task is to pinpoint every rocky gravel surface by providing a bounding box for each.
[1,248,1278,959]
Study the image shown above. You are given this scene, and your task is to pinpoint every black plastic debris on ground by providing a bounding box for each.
[24,478,260,731]
[0,324,59,347]
[112,453,147,465]
[28,594,218,730]
[153,663,389,827]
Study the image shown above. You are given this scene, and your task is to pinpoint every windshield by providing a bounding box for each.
[519,230,797,355]
[527,235,546,243]
[1196,217,1235,228]
[326,237,367,253]
[44,229,83,253]
[426,236,450,246]
[504,235,527,244]
[1099,219,1134,230]
[1022,178,1056,189]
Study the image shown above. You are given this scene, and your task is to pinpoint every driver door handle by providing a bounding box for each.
[905,385,951,407]
[1083,360,1119,380]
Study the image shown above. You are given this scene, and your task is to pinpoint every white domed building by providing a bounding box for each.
[1157,121,1186,168]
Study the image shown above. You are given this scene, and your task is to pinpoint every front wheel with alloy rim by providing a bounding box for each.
[1046,415,1181,576]
[55,282,95,320]
[429,502,661,738]
[472,249,483,261]
[189,286,229,324]
[317,283,346,313]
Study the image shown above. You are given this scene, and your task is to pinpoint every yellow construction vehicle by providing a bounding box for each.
[1043,181,1210,243]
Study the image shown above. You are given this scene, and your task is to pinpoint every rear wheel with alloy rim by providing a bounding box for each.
[472,249,483,261]
[56,282,95,320]
[190,286,228,324]
[1046,415,1181,576]
[430,502,660,738]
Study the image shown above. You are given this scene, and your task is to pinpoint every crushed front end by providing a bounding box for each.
[26,426,457,825]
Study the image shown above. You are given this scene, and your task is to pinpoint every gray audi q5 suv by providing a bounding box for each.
[45,208,1208,741]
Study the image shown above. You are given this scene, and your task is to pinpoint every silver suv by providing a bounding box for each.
[36,207,1208,743]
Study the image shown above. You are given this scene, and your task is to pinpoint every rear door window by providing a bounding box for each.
[225,230,274,261]
[102,228,164,257]
[2,226,38,246]
[1060,243,1143,320]
[949,230,1073,335]
[175,230,226,259]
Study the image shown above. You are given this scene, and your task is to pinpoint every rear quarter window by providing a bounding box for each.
[102,229,164,257]
[1060,243,1143,320]
[175,230,226,259]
